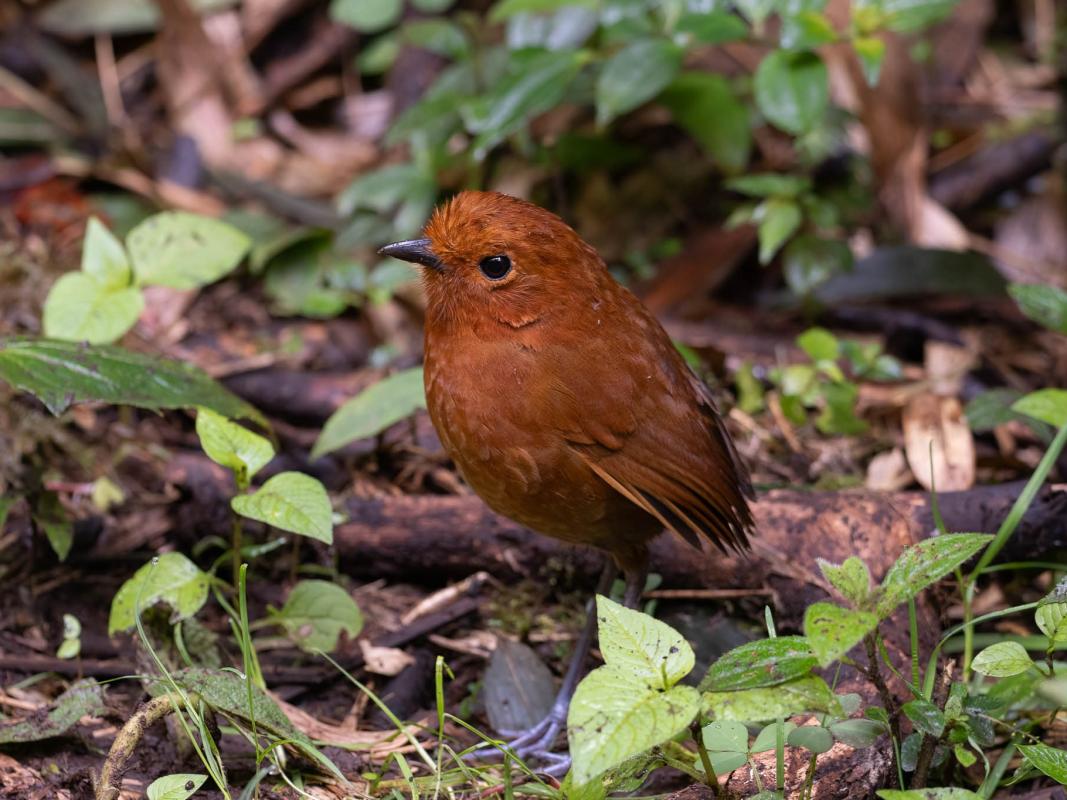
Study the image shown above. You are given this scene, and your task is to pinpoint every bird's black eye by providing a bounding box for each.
[478,254,512,281]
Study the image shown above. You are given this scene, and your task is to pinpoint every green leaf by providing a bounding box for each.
[752,720,798,752]
[965,388,1053,439]
[312,367,426,459]
[403,19,469,58]
[1009,283,1067,333]
[882,0,960,33]
[273,579,363,653]
[797,327,839,362]
[803,602,878,666]
[108,553,210,634]
[971,641,1034,677]
[701,720,749,775]
[902,698,945,737]
[82,217,131,288]
[727,173,811,198]
[675,12,748,44]
[702,719,748,753]
[596,39,683,125]
[464,49,586,159]
[877,790,982,800]
[0,679,104,743]
[829,718,886,748]
[660,72,751,172]
[195,407,274,486]
[231,472,333,544]
[817,556,871,606]
[700,635,817,692]
[1012,389,1067,428]
[147,774,209,800]
[1036,601,1067,646]
[876,533,993,618]
[489,0,595,21]
[0,338,266,425]
[171,667,345,782]
[127,212,250,290]
[568,664,699,784]
[787,725,833,754]
[756,198,802,264]
[329,0,401,31]
[35,491,73,561]
[817,381,867,435]
[734,0,775,24]
[42,273,144,344]
[754,50,829,135]
[57,614,82,660]
[704,675,841,722]
[954,743,976,767]
[1018,743,1067,785]
[783,235,854,296]
[595,595,694,688]
[853,36,886,85]
[780,10,837,49]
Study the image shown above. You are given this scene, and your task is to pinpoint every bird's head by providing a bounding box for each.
[379,191,605,332]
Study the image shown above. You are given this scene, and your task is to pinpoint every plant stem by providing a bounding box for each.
[96,694,176,800]
[864,632,901,744]
[690,720,721,798]
[911,660,954,789]
[231,514,243,591]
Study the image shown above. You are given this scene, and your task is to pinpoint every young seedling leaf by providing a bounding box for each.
[876,533,992,618]
[82,216,131,288]
[273,579,363,653]
[803,602,878,666]
[703,675,841,722]
[195,407,274,486]
[0,678,104,743]
[1012,389,1067,429]
[127,211,250,290]
[902,698,946,737]
[817,556,871,606]
[231,472,333,543]
[829,718,886,748]
[42,273,144,344]
[0,337,266,425]
[147,774,208,800]
[787,725,833,754]
[330,0,403,31]
[171,667,346,782]
[312,367,426,459]
[1009,283,1067,334]
[568,664,699,785]
[595,594,694,688]
[1018,743,1067,784]
[751,720,797,753]
[700,635,817,691]
[971,641,1034,677]
[109,553,210,634]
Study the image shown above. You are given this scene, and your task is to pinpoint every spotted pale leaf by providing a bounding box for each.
[231,472,333,543]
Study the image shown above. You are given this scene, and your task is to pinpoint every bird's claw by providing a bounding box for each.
[466,708,571,777]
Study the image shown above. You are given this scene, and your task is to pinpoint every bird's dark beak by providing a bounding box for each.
[378,238,443,272]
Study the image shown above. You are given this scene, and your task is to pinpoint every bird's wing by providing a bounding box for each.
[541,313,754,554]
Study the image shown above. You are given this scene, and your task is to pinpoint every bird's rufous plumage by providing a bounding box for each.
[402,190,753,574]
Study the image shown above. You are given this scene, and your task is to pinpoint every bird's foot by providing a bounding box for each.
[467,707,571,777]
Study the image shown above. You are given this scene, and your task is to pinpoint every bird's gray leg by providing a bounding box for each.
[469,559,618,775]
[622,563,649,609]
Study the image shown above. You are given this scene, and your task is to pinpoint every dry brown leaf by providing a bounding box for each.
[924,341,977,397]
[902,394,975,491]
[866,448,913,491]
[359,640,416,676]
[271,693,422,756]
